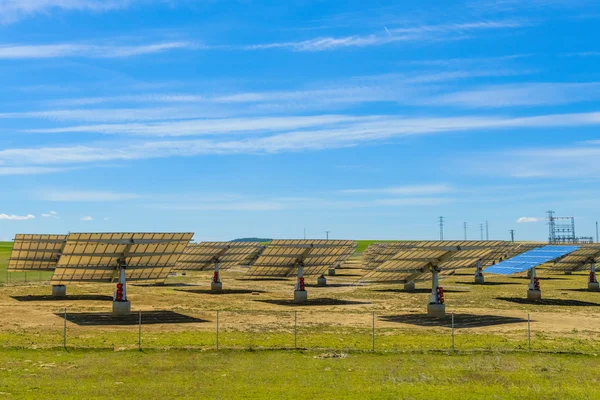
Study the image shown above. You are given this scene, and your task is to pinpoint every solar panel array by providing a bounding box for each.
[485,245,580,275]
[175,242,264,271]
[243,240,357,279]
[51,232,193,284]
[8,234,67,271]
[361,240,511,273]
[548,244,600,273]
[360,247,494,283]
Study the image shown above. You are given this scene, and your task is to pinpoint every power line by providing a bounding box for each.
[510,229,515,243]
[325,230,330,240]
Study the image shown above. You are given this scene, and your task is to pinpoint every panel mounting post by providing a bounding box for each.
[211,261,223,291]
[294,262,307,303]
[427,269,445,317]
[474,259,484,284]
[527,267,541,301]
[589,262,599,291]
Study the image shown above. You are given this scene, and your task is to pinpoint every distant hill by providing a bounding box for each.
[230,238,272,243]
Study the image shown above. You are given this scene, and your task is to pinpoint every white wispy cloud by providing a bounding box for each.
[3,111,600,168]
[0,0,147,24]
[246,19,526,51]
[517,217,540,223]
[469,141,600,178]
[340,184,452,195]
[427,82,600,108]
[80,216,93,221]
[0,166,72,175]
[0,41,196,59]
[37,190,141,202]
[0,213,35,220]
[41,210,59,218]
[24,114,375,136]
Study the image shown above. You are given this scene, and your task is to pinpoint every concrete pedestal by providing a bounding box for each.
[294,290,308,303]
[211,281,223,291]
[52,285,66,297]
[112,300,131,315]
[328,268,336,276]
[403,281,415,291]
[427,303,446,318]
[475,276,485,284]
[317,276,327,287]
[588,282,600,292]
[527,289,542,301]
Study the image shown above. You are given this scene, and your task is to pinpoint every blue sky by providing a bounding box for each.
[0,0,599,242]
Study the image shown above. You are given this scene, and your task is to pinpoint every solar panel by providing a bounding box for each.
[8,234,67,271]
[174,242,264,271]
[360,247,494,283]
[485,245,580,275]
[51,232,193,284]
[547,245,600,273]
[243,240,357,279]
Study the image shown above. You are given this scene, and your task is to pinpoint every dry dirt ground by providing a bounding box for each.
[1,256,599,351]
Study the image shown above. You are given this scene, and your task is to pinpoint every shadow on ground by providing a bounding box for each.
[304,283,357,288]
[497,297,600,307]
[460,281,520,286]
[256,298,370,307]
[373,288,468,294]
[133,283,200,287]
[58,310,208,326]
[177,289,265,295]
[12,295,113,302]
[380,313,528,328]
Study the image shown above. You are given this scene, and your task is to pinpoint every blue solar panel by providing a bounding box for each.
[485,245,580,275]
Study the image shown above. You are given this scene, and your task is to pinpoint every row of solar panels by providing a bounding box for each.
[8,234,358,284]
[358,241,600,284]
[9,234,598,286]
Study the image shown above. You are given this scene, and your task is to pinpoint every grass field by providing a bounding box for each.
[1,349,599,399]
[2,240,600,397]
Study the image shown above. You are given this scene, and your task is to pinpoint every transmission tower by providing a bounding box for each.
[438,216,445,240]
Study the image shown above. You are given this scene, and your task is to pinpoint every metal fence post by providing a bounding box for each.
[138,310,142,350]
[372,312,375,352]
[451,313,455,352]
[63,308,67,349]
[294,311,297,349]
[216,310,219,350]
[528,313,531,351]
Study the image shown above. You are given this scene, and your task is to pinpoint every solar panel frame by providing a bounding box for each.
[8,234,67,272]
[485,245,580,275]
[51,232,193,284]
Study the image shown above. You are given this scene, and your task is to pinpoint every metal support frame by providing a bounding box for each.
[294,262,307,303]
[527,266,541,300]
[427,269,446,317]
[474,259,484,284]
[589,262,599,291]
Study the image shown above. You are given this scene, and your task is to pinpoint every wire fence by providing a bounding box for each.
[1,307,599,354]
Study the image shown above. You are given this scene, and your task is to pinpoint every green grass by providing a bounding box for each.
[0,349,598,399]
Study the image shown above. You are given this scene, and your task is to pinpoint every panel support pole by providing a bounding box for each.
[527,267,541,301]
[589,262,599,291]
[294,264,307,303]
[474,259,484,284]
[211,262,223,291]
[427,269,445,317]
[113,266,131,315]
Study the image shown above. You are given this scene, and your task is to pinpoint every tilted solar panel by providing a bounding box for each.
[485,245,580,275]
[51,232,193,284]
[8,234,67,271]
[174,242,264,271]
[548,245,600,273]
